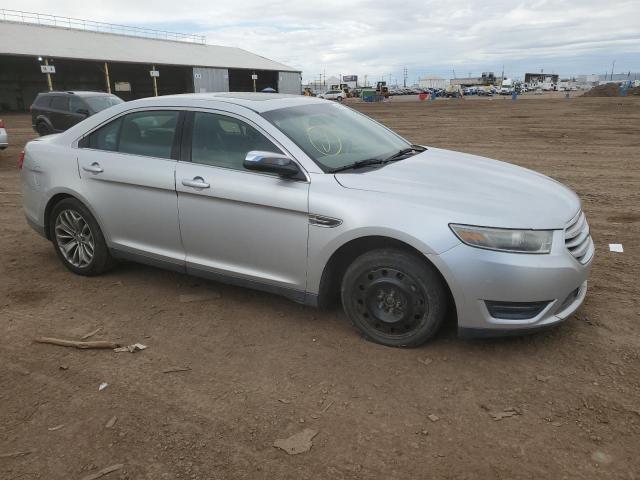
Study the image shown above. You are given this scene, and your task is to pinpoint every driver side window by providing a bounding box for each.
[190,112,282,171]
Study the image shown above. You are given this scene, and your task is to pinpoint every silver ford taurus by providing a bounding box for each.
[20,93,593,347]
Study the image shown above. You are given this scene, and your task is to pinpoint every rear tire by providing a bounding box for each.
[36,121,51,137]
[341,249,447,347]
[50,198,114,276]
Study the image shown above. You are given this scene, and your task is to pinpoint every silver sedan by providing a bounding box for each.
[20,93,593,347]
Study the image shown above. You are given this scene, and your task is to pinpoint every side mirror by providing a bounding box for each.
[76,108,90,117]
[243,151,302,179]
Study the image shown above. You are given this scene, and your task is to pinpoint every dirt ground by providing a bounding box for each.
[1,96,639,480]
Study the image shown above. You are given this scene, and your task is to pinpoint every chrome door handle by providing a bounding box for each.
[82,162,103,174]
[182,176,210,189]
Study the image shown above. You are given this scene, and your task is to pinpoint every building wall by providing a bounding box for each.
[278,71,301,94]
[193,67,229,93]
[418,77,447,89]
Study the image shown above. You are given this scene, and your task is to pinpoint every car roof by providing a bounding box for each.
[39,91,114,97]
[130,92,326,113]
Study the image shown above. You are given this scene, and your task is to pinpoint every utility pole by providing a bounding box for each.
[44,58,53,91]
[610,60,615,81]
[151,65,158,96]
[104,62,111,94]
[403,67,408,87]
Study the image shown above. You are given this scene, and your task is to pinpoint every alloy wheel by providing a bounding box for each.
[54,209,95,268]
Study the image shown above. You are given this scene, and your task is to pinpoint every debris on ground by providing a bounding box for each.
[609,243,624,253]
[79,463,124,480]
[162,367,191,374]
[105,416,118,429]
[418,358,433,366]
[98,382,108,391]
[59,364,69,370]
[113,343,147,353]
[427,414,440,422]
[81,326,103,340]
[278,398,291,404]
[490,407,521,421]
[273,428,318,455]
[536,375,552,382]
[0,450,36,459]
[321,400,334,413]
[591,451,613,465]
[34,337,120,350]
[47,424,64,431]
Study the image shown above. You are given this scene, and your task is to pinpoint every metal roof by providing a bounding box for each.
[0,21,300,72]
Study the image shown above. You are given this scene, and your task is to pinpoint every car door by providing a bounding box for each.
[68,96,90,128]
[48,95,71,131]
[77,109,185,268]
[176,110,310,298]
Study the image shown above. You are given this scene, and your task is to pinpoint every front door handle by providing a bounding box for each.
[182,176,210,189]
[82,162,103,174]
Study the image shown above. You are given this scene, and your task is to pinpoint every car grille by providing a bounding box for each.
[565,210,594,264]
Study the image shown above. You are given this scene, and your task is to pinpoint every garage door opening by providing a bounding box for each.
[228,69,278,92]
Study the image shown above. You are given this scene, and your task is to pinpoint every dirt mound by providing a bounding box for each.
[583,83,640,97]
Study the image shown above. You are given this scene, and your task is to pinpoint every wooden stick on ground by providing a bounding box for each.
[162,367,191,374]
[0,450,35,459]
[79,463,124,480]
[81,326,103,340]
[34,337,120,350]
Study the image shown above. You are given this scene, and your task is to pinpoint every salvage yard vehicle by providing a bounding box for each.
[0,118,7,149]
[31,91,124,136]
[317,90,344,102]
[20,93,593,347]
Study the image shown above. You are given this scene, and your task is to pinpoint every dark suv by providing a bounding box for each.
[31,91,123,136]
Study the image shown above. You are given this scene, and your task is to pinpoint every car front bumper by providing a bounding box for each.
[427,230,593,336]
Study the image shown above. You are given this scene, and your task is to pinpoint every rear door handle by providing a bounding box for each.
[82,162,103,174]
[181,176,210,189]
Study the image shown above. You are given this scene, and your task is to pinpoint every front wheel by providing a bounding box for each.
[50,198,114,276]
[336,96,343,102]
[341,249,448,347]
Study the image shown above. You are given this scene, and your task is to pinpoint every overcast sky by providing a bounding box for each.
[5,1,640,83]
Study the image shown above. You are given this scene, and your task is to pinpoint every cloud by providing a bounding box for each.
[3,0,639,82]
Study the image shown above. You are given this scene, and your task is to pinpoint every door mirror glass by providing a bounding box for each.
[243,151,301,178]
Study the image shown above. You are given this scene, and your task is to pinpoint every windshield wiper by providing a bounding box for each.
[329,158,387,173]
[385,144,427,161]
[329,145,427,173]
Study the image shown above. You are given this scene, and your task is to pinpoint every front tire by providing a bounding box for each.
[341,249,447,347]
[50,198,114,276]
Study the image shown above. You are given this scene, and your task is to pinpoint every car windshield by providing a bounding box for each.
[85,95,124,113]
[261,102,410,172]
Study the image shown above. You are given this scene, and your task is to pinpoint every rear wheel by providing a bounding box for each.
[36,121,51,137]
[341,249,447,347]
[50,198,114,276]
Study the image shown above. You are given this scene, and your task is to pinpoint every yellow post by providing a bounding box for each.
[104,62,111,93]
[152,65,158,96]
[44,58,53,91]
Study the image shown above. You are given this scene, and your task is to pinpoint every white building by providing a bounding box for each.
[418,76,447,89]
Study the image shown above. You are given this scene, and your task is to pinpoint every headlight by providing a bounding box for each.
[450,224,553,253]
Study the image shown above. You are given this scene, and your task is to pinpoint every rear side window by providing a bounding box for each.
[34,95,51,108]
[50,96,69,111]
[82,111,179,159]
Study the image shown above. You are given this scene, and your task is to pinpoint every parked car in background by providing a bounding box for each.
[31,91,123,136]
[318,90,344,102]
[21,93,593,347]
[0,118,7,150]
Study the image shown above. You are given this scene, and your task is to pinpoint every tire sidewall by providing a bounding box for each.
[341,249,447,347]
[50,198,111,276]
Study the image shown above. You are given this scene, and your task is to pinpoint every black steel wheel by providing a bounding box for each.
[341,249,448,347]
[36,121,51,137]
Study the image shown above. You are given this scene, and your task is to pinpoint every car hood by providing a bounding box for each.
[334,147,580,229]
